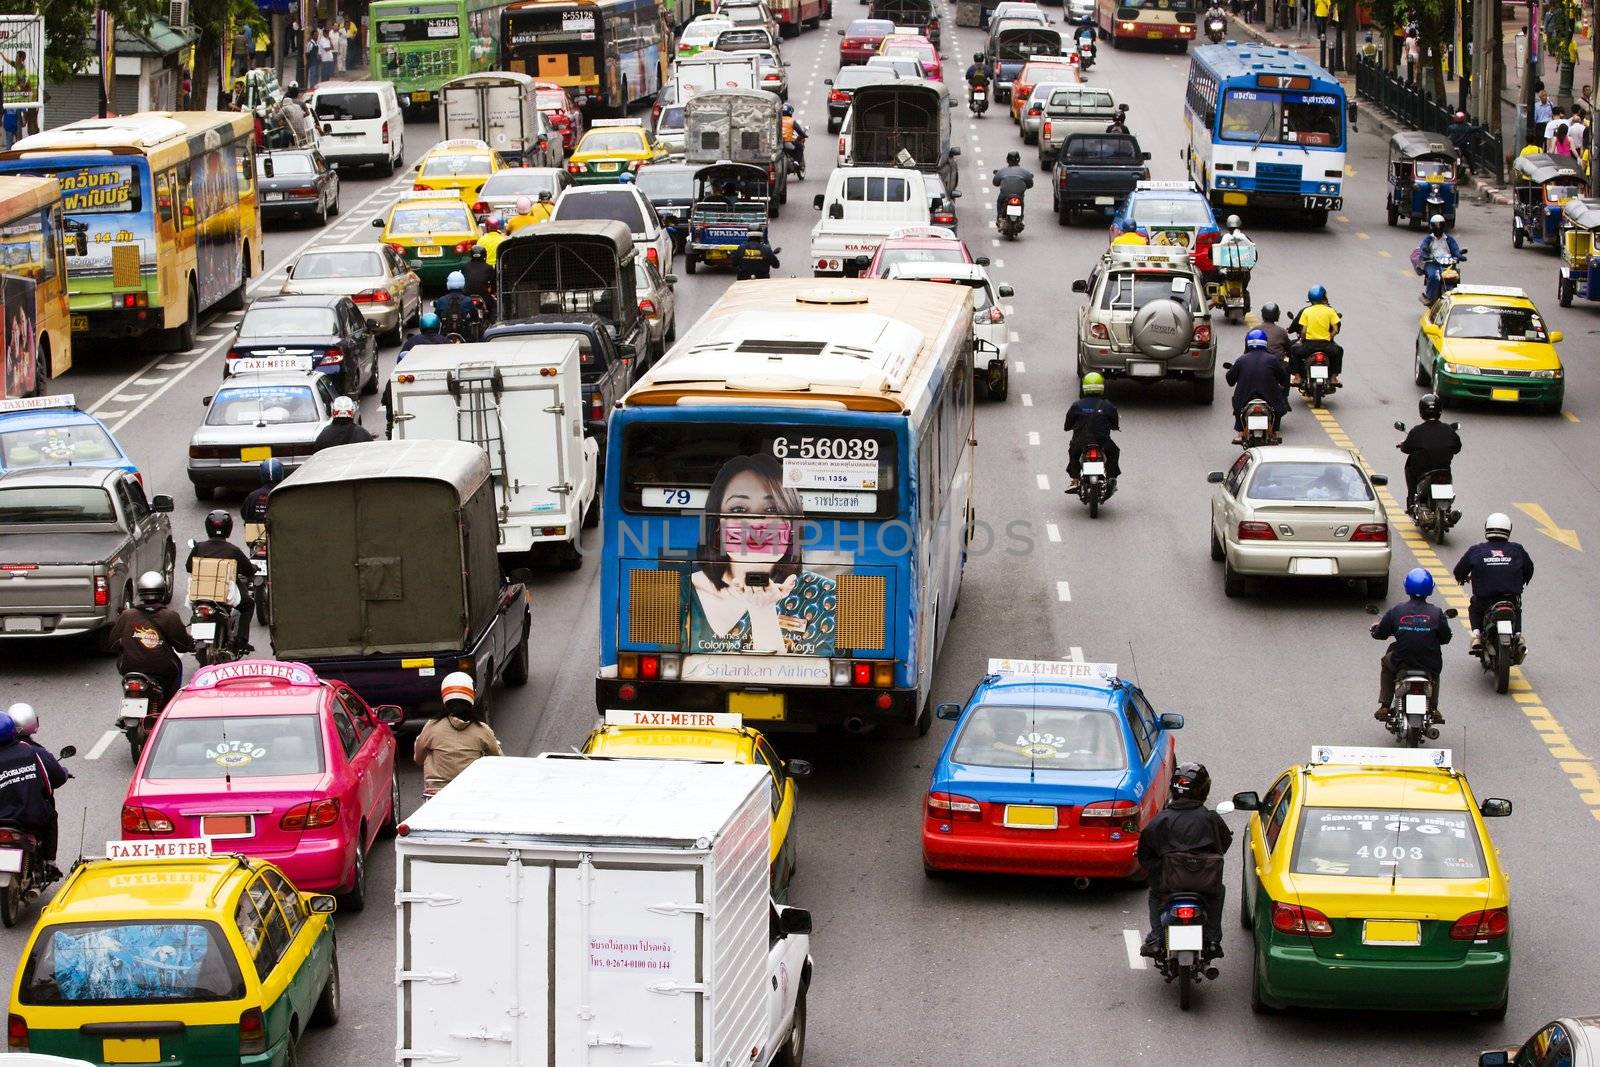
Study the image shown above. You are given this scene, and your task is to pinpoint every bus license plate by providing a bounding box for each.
[419,246,443,257]
[1146,29,1164,37]
[729,692,785,721]
[411,91,431,103]
[71,314,88,332]
[1303,195,1343,211]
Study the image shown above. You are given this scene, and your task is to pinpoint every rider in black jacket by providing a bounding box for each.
[1452,512,1535,652]
[1138,762,1232,960]
[1399,393,1462,509]
[187,510,258,651]
[991,152,1033,221]
[1372,567,1452,720]
[313,395,374,451]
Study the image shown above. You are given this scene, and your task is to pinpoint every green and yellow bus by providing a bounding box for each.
[0,175,71,398]
[370,0,505,112]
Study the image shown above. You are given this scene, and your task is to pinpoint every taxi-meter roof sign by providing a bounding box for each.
[187,660,321,690]
[987,658,1118,681]
[1310,745,1453,770]
[0,394,79,415]
[604,709,744,729]
[106,838,213,862]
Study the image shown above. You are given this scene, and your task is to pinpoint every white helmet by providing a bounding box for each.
[1485,512,1512,540]
[331,396,358,419]
[6,703,38,737]
[1429,213,1446,227]
[440,671,476,707]
[1225,214,1242,230]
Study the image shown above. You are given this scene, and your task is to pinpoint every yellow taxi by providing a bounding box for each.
[1414,284,1566,412]
[566,119,667,185]
[581,710,810,897]
[6,841,340,1064]
[374,189,482,289]
[410,138,506,203]
[1231,746,1513,1018]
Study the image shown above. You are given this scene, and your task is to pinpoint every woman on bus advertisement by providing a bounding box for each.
[192,144,242,309]
[689,453,839,657]
[2,273,38,398]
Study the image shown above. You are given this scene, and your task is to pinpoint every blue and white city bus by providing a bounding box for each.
[595,279,977,737]
[1183,43,1348,226]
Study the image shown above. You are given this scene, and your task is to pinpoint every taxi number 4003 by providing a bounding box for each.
[770,435,879,460]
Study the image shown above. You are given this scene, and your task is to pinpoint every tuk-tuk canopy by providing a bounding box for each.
[1514,152,1582,185]
[683,88,781,166]
[693,161,772,186]
[991,23,1062,61]
[1389,130,1454,161]
[1562,197,1600,230]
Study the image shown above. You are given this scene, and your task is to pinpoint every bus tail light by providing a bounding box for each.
[926,792,982,821]
[7,1014,27,1052]
[119,292,148,308]
[281,798,340,830]
[120,805,174,834]
[617,652,680,680]
[239,1008,267,1055]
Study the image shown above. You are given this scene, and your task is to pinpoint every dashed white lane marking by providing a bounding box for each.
[110,393,148,403]
[1014,360,1025,372]
[1046,523,1061,543]
[1020,393,1032,406]
[1124,929,1148,970]
[1009,330,1019,343]
[992,258,1004,268]
[1027,431,1039,446]
[1036,473,1050,491]
[1056,580,1072,602]
[93,409,127,419]
[86,729,120,761]
[156,361,192,370]
[132,377,165,386]
[1069,646,1084,661]
[1003,304,1015,315]
[991,238,1001,247]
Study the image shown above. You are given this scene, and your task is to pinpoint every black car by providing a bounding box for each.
[634,163,696,254]
[484,313,635,452]
[1481,1018,1600,1066]
[228,295,379,398]
[823,67,899,133]
[256,148,341,226]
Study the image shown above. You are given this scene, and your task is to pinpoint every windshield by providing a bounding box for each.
[834,67,887,90]
[637,167,694,198]
[313,91,382,120]
[1544,182,1580,203]
[536,89,570,109]
[257,153,315,176]
[422,153,493,178]
[1099,272,1201,312]
[144,714,326,779]
[1047,88,1117,112]
[682,20,732,42]
[1444,304,1548,341]
[1291,807,1486,879]
[239,306,339,339]
[657,107,686,132]
[205,386,322,426]
[20,922,244,1005]
[553,189,647,233]
[480,171,558,198]
[0,487,116,523]
[1413,159,1454,181]
[1245,461,1373,502]
[0,424,120,468]
[1132,196,1214,227]
[292,250,383,280]
[1120,0,1195,10]
[580,131,647,154]
[846,19,894,34]
[1219,89,1343,148]
[877,247,966,273]
[389,205,473,233]
[951,705,1127,770]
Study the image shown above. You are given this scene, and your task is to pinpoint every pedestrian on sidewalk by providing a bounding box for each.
[253,27,270,70]
[1313,0,1330,37]
[314,25,334,86]
[1550,123,1578,159]
[1404,29,1421,84]
[345,16,362,67]
[305,30,320,87]
[1534,85,1554,126]
[332,20,348,74]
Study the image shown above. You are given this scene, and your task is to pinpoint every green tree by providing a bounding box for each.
[1544,0,1580,106]
[186,0,266,110]
[3,0,165,84]
[1368,0,1453,97]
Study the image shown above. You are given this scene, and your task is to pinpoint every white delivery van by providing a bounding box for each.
[388,338,598,566]
[307,79,406,174]
[672,49,762,97]
[810,166,932,276]
[395,757,814,1067]
[438,71,561,168]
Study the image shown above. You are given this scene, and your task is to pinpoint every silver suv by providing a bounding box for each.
[1072,245,1216,403]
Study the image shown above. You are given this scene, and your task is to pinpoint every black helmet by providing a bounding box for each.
[1418,393,1442,420]
[1261,302,1280,322]
[973,51,983,62]
[1170,762,1212,804]
[205,510,233,539]
[1006,150,1020,166]
[470,246,487,261]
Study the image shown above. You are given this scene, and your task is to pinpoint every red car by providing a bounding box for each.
[864,226,980,278]
[120,659,402,909]
[535,81,585,154]
[838,18,896,64]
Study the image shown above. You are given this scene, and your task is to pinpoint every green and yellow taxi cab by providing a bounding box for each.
[581,710,811,897]
[566,119,668,185]
[374,190,482,288]
[1231,746,1513,1018]
[7,843,340,1065]
[411,138,506,204]
[1414,284,1565,412]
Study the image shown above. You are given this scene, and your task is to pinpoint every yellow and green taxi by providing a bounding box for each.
[1415,284,1566,412]
[410,138,506,203]
[7,843,340,1065]
[566,119,667,185]
[581,710,810,897]
[375,190,482,288]
[1231,746,1513,1018]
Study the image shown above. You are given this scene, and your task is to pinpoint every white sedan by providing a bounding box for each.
[883,261,1014,400]
[551,183,674,274]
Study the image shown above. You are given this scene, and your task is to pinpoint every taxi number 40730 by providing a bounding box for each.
[771,436,880,460]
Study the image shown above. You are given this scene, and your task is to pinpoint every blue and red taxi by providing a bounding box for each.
[1108,180,1222,273]
[119,660,402,910]
[0,395,136,478]
[922,658,1184,880]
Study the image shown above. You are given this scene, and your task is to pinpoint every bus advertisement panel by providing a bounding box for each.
[2,274,38,399]
[0,175,69,399]
[55,161,157,315]
[371,0,500,109]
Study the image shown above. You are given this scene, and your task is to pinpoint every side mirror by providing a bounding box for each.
[824,78,834,85]
[321,122,332,135]
[1231,791,1261,811]
[1206,471,1225,483]
[1158,712,1184,730]
[664,274,678,285]
[1142,151,1152,160]
[1070,279,1087,293]
[201,395,213,406]
[1222,361,1234,370]
[948,99,957,109]
[998,284,1015,298]
[375,705,405,726]
[974,255,990,266]
[372,218,385,227]
[57,745,77,759]
[951,189,962,198]
[786,758,813,779]
[150,495,175,513]
[1550,329,1564,342]
[777,906,813,935]
[837,27,845,34]
[1393,420,1406,431]
[1370,474,1389,486]
[813,193,825,210]
[1478,1054,1511,1067]
[308,895,338,914]
[1479,797,1513,818]
[285,263,294,278]
[935,702,962,720]
[262,156,275,179]
[617,342,638,364]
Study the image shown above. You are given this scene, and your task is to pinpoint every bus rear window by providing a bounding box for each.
[43,163,142,215]
[21,921,245,1004]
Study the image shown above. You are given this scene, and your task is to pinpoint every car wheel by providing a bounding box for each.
[173,280,198,351]
[361,346,380,395]
[1365,573,1389,599]
[193,483,212,502]
[1239,850,1253,930]
[311,953,341,1026]
[283,1026,301,1067]
[773,989,807,1067]
[338,837,367,913]
[328,186,341,216]
[1476,996,1509,1022]
[1414,352,1431,386]
[1209,522,1224,562]
[1223,559,1246,598]
[316,198,328,226]
[380,770,402,836]
[1250,949,1276,1014]
[504,622,531,686]
[1191,375,1215,405]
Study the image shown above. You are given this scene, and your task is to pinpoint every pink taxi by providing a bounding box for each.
[119,659,403,910]
[879,33,942,81]
[863,226,981,278]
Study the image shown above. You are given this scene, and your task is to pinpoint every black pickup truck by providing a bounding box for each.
[1052,132,1150,225]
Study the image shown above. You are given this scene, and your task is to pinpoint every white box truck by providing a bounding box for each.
[388,338,598,566]
[395,757,814,1067]
[438,71,560,167]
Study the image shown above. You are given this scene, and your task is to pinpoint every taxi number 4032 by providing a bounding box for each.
[771,436,879,461]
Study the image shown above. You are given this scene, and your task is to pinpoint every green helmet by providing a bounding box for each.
[1081,372,1105,395]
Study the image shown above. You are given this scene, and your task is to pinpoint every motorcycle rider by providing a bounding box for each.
[1417,213,1463,304]
[108,571,194,710]
[241,457,284,525]
[314,395,373,451]
[1452,513,1535,654]
[1204,0,1227,38]
[1105,103,1130,134]
[735,227,781,280]
[1257,303,1293,402]
[432,270,483,338]
[992,151,1033,224]
[1137,762,1232,961]
[1213,214,1255,301]
[1372,567,1452,721]
[1226,328,1289,444]
[187,510,258,652]
[965,52,990,93]
[1288,285,1343,386]
[1064,372,1120,492]
[460,247,497,323]
[781,103,807,175]
[1074,22,1098,66]
[476,214,508,265]
[413,672,503,796]
[276,84,312,146]
[0,714,70,884]
[398,312,453,360]
[1397,393,1461,509]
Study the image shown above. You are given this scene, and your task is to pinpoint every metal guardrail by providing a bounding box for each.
[1355,56,1505,184]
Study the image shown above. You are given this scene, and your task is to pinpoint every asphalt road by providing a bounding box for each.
[5,8,1600,1063]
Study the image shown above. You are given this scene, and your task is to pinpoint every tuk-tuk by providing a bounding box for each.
[985,21,1063,103]
[870,0,941,46]
[495,219,648,363]
[1557,197,1600,307]
[1512,152,1583,250]
[1385,130,1457,228]
[684,162,772,273]
[683,88,785,213]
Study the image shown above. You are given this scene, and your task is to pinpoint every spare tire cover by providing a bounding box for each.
[1131,298,1195,359]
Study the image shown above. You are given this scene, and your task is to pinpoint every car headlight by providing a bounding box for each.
[1440,360,1473,375]
[1528,368,1563,379]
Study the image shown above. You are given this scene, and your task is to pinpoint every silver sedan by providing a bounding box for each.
[187,365,339,496]
[279,243,422,343]
[1207,446,1393,598]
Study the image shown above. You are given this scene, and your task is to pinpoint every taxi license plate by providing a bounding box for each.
[729,692,785,721]
[241,446,272,462]
[202,813,253,838]
[71,314,88,332]
[411,91,431,103]
[1362,919,1421,946]
[418,245,444,257]
[1003,804,1058,829]
[598,162,620,171]
[103,1038,161,1064]
[1490,387,1519,402]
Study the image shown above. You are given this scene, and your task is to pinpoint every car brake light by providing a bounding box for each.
[1351,523,1388,542]
[590,391,604,420]
[567,162,581,174]
[1029,104,1042,115]
[322,347,345,363]
[1450,908,1510,940]
[239,1007,266,1055]
[764,73,781,82]
[454,240,476,254]
[1080,799,1139,831]
[1272,902,1334,936]
[838,135,847,156]
[1043,120,1053,140]
[381,121,390,144]
[281,798,341,830]
[7,1013,27,1052]
[1193,323,1212,345]
[1238,521,1277,540]
[92,574,109,607]
[830,89,850,103]
[352,288,393,304]
[412,183,428,191]
[926,791,982,821]
[120,805,174,834]
[646,246,659,266]
[0,564,37,571]
[387,243,408,256]
[472,200,490,216]
[289,186,318,198]
[1088,322,1109,340]
[638,298,657,317]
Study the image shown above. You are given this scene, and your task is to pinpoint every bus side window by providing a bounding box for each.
[177,160,194,228]
[38,206,56,283]
[156,170,174,226]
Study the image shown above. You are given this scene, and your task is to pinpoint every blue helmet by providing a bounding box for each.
[617,171,635,183]
[1244,328,1269,349]
[446,271,466,291]
[1403,567,1434,597]
[1308,285,1328,303]
[420,312,440,331]
[0,715,15,747]
[259,458,285,484]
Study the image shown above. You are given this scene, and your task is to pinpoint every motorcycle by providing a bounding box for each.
[784,136,807,180]
[1155,894,1219,1010]
[1298,349,1339,408]
[0,744,77,928]
[1393,421,1461,544]
[116,672,167,761]
[1237,395,1281,447]
[1205,12,1226,41]
[1473,598,1526,694]
[1214,267,1250,322]
[189,599,244,666]
[1384,668,1442,748]
[1076,443,1114,518]
[1417,248,1467,305]
[1077,40,1096,72]
[247,533,271,626]
[998,195,1025,239]
[434,296,487,343]
[969,84,989,116]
